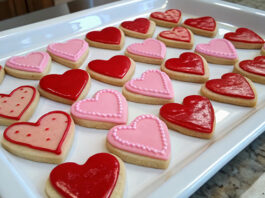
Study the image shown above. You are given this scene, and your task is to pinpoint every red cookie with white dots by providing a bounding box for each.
[149,9,182,28]
[1,111,75,164]
[0,86,40,126]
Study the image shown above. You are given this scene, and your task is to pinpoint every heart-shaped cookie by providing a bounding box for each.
[107,114,171,169]
[234,56,265,84]
[201,73,257,107]
[38,69,90,104]
[125,38,166,64]
[1,111,74,163]
[161,52,209,83]
[150,9,182,27]
[87,55,135,86]
[71,89,128,129]
[123,69,174,104]
[195,39,238,64]
[121,18,150,34]
[159,27,191,42]
[46,153,125,198]
[0,86,39,125]
[224,28,264,44]
[86,27,124,50]
[160,95,215,139]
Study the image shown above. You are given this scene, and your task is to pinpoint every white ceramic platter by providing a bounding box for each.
[0,0,265,197]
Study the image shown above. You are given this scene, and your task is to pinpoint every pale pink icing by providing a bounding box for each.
[0,87,34,117]
[6,52,50,73]
[107,114,171,160]
[195,39,237,59]
[125,69,174,99]
[47,39,88,62]
[71,89,127,124]
[4,112,70,151]
[127,38,166,59]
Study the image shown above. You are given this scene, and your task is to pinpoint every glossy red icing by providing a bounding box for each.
[0,86,36,120]
[206,73,255,99]
[88,55,131,79]
[159,27,191,42]
[224,28,264,44]
[184,16,216,31]
[239,56,265,76]
[150,9,181,23]
[121,18,150,34]
[50,153,120,198]
[39,69,88,101]
[86,27,122,45]
[165,52,204,75]
[3,111,71,154]
[160,95,214,133]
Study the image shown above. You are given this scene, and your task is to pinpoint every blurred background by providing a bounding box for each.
[0,0,265,31]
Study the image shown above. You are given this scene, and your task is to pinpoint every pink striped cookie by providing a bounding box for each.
[47,39,89,69]
[5,52,51,80]
[107,114,171,169]
[195,39,238,65]
[71,89,128,129]
[122,69,174,104]
[125,38,166,65]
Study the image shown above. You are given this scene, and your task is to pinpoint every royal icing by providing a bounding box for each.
[50,153,120,198]
[39,69,89,101]
[47,39,88,62]
[121,18,150,34]
[71,89,128,123]
[205,73,255,99]
[86,27,122,45]
[165,52,204,75]
[150,9,181,23]
[239,56,265,76]
[0,86,37,120]
[125,69,174,99]
[127,38,166,59]
[160,95,214,133]
[88,55,131,79]
[4,111,72,154]
[224,28,265,44]
[159,27,191,42]
[107,115,171,160]
[195,39,237,59]
[6,52,50,73]
[184,16,216,31]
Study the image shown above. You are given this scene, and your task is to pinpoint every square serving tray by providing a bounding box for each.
[0,0,265,197]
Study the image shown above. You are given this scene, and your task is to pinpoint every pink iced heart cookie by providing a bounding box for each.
[1,111,75,163]
[71,89,128,129]
[0,86,40,126]
[125,38,166,65]
[195,39,238,65]
[123,69,174,104]
[47,39,89,68]
[107,114,171,169]
[5,52,51,80]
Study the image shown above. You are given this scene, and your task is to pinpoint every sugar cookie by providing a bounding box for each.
[107,114,171,169]
[149,9,182,28]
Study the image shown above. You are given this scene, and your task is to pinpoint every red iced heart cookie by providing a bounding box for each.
[121,18,150,34]
[206,73,255,99]
[86,27,122,45]
[239,56,265,76]
[48,153,123,198]
[88,55,131,79]
[183,16,216,31]
[224,28,264,44]
[160,95,215,134]
[159,27,191,42]
[0,86,38,121]
[3,111,72,154]
[150,9,181,23]
[39,69,89,101]
[165,52,204,75]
